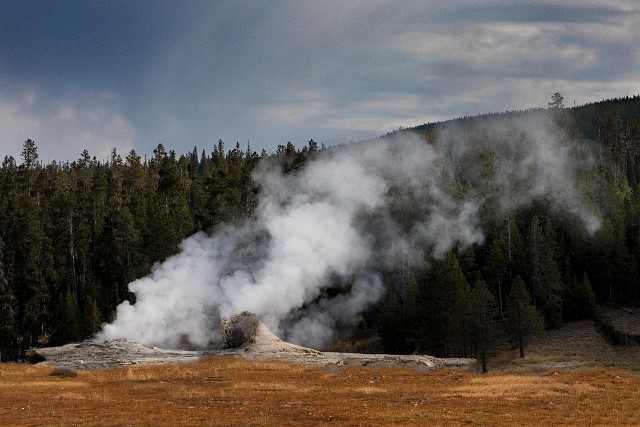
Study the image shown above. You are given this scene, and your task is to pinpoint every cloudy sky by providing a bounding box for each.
[1,0,639,163]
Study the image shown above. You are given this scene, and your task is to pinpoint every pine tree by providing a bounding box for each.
[419,252,472,357]
[400,266,421,352]
[49,288,81,345]
[378,267,421,354]
[377,278,403,353]
[564,273,596,320]
[528,216,564,327]
[548,92,565,109]
[0,236,17,358]
[505,276,543,358]
[470,278,498,373]
[20,139,39,170]
[83,295,102,337]
[5,189,48,356]
[484,234,508,317]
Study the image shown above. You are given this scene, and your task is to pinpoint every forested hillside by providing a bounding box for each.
[2,96,640,361]
[380,95,640,358]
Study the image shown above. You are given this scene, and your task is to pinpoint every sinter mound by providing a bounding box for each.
[217,312,473,371]
[220,311,321,356]
[36,312,475,372]
[35,339,201,371]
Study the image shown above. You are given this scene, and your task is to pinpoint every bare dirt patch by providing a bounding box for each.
[599,305,640,335]
[490,317,640,374]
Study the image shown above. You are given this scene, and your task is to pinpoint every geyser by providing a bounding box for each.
[221,312,262,349]
[97,114,600,349]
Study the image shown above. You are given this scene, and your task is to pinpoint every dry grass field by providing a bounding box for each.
[3,315,640,426]
[1,357,639,426]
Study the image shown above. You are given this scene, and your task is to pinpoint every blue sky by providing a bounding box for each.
[1,0,639,163]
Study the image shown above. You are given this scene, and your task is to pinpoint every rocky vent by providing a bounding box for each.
[220,311,262,348]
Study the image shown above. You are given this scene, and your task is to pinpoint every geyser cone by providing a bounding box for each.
[221,311,265,348]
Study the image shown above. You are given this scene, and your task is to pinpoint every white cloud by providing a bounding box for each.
[253,90,328,126]
[0,103,41,159]
[0,87,136,162]
[387,23,599,72]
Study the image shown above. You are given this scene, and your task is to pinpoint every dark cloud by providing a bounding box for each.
[458,3,630,24]
[0,1,638,161]
[0,1,187,91]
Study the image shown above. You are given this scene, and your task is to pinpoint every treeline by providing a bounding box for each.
[0,138,320,359]
[2,96,640,363]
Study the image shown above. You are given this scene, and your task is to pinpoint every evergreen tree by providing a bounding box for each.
[528,216,564,327]
[377,278,403,353]
[0,236,17,358]
[49,288,81,345]
[484,233,508,317]
[470,278,498,373]
[505,276,543,358]
[83,295,102,337]
[308,139,319,154]
[564,273,596,320]
[400,266,421,352]
[419,252,472,357]
[97,164,140,307]
[5,189,48,356]
[548,92,565,109]
[20,139,39,170]
[378,267,421,354]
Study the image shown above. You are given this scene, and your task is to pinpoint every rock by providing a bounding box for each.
[219,312,323,356]
[36,339,202,371]
[220,311,261,348]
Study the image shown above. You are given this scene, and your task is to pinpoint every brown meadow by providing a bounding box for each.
[1,357,639,426]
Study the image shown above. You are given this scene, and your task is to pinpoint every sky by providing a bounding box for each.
[0,0,639,163]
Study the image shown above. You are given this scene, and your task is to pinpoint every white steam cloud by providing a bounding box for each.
[98,113,600,349]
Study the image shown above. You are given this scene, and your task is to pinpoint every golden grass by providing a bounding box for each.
[1,358,640,426]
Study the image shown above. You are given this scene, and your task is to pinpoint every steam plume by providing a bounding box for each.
[98,113,599,349]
